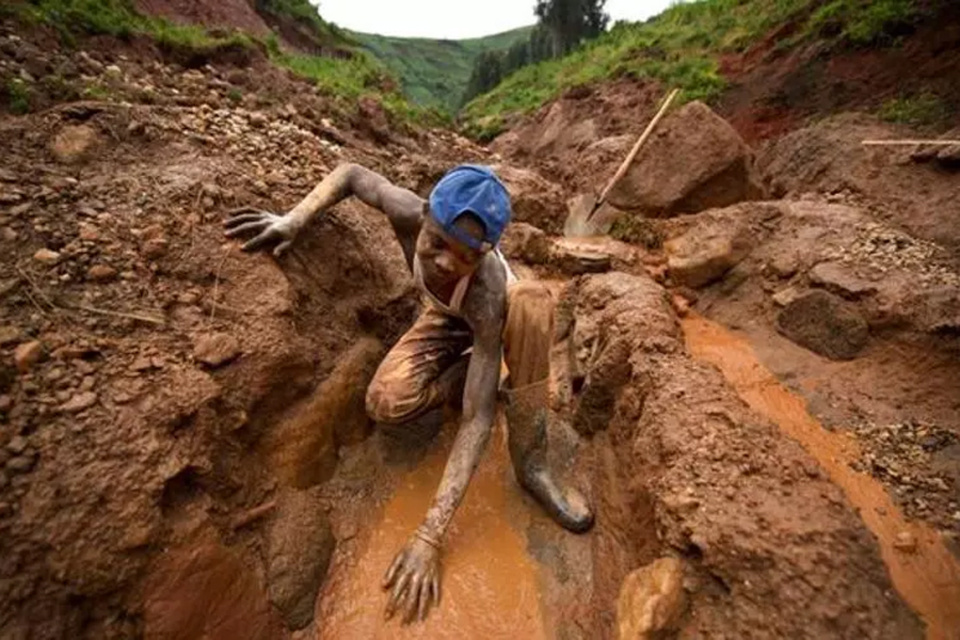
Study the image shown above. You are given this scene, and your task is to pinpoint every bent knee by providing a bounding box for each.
[365,377,430,425]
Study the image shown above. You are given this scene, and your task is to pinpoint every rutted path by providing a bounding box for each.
[683,314,960,640]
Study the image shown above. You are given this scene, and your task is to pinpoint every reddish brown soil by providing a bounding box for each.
[0,25,480,637]
[719,2,960,145]
[3,6,960,640]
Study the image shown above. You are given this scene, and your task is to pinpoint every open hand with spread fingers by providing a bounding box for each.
[382,535,442,624]
[224,206,303,257]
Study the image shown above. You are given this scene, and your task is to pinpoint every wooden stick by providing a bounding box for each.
[597,88,680,207]
[862,139,960,146]
[68,304,166,326]
[231,500,277,530]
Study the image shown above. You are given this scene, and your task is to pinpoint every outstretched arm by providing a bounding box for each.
[382,278,506,624]
[288,163,424,231]
[225,163,424,258]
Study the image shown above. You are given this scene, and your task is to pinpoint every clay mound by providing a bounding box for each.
[564,272,921,638]
[756,113,960,251]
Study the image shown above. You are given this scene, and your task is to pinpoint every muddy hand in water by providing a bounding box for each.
[382,535,441,623]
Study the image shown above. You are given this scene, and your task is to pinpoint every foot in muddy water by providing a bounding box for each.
[515,464,594,534]
[504,381,595,534]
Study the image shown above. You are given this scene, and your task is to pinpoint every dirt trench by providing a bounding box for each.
[0,109,955,638]
[2,30,960,640]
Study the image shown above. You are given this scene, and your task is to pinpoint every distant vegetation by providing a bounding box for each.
[349,26,533,113]
[461,0,609,107]
[460,0,930,140]
[879,92,950,128]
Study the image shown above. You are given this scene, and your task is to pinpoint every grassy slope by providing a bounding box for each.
[0,0,433,122]
[350,26,534,112]
[461,0,924,139]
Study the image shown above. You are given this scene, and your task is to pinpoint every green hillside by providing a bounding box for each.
[0,0,430,122]
[350,26,534,113]
[461,0,927,139]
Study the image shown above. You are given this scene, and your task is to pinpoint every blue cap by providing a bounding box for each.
[428,165,511,250]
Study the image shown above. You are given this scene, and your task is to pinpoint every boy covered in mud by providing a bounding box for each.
[225,163,593,623]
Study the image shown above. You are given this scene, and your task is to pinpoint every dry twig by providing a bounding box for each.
[862,139,960,146]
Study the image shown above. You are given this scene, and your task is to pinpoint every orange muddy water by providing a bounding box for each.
[683,314,960,640]
[316,423,547,639]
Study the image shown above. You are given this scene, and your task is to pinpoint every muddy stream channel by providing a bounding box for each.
[310,316,960,638]
[684,315,960,640]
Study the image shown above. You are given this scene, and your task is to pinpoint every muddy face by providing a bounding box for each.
[415,214,487,285]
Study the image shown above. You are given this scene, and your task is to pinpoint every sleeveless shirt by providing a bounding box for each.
[412,248,517,318]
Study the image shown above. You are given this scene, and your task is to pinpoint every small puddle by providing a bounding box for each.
[683,314,960,640]
[316,422,546,639]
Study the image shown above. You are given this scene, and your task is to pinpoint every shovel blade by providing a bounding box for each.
[564,193,599,238]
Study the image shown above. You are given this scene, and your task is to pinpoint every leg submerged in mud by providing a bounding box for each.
[504,380,594,533]
[503,281,594,533]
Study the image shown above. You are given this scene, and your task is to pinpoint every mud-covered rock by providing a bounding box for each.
[493,164,567,233]
[33,248,61,264]
[500,222,551,265]
[14,340,43,372]
[809,261,878,299]
[772,286,802,307]
[572,274,677,435]
[50,124,99,164]
[85,264,118,282]
[665,219,753,288]
[264,489,335,630]
[193,333,241,368]
[777,290,869,360]
[551,239,613,275]
[144,540,286,640]
[59,391,97,413]
[617,556,686,640]
[607,101,763,217]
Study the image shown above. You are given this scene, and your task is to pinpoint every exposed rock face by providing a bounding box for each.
[493,164,568,233]
[264,336,384,490]
[777,290,870,360]
[756,114,960,249]
[606,101,763,217]
[665,217,753,288]
[264,489,335,630]
[617,557,687,640]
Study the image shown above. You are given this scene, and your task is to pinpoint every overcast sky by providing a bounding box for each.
[317,0,679,39]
